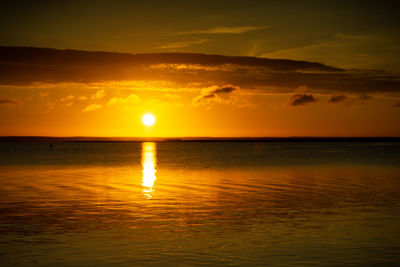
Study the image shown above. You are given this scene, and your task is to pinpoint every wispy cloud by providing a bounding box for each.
[192,85,237,105]
[190,85,256,108]
[327,93,371,106]
[358,94,371,104]
[176,26,269,35]
[0,98,20,106]
[288,93,317,107]
[82,104,102,112]
[164,94,181,100]
[328,94,347,103]
[59,95,75,106]
[107,94,140,107]
[91,89,106,99]
[59,95,74,102]
[261,33,400,71]
[157,39,207,49]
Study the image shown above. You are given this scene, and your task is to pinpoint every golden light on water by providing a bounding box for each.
[141,142,157,198]
[142,113,156,127]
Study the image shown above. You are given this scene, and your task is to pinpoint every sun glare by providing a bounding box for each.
[142,113,156,127]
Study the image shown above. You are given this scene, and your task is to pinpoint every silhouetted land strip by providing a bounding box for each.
[1,136,400,143]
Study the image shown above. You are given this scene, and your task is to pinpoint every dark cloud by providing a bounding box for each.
[347,94,372,105]
[0,46,339,73]
[202,94,215,99]
[327,93,372,106]
[193,85,238,105]
[1,46,400,98]
[213,86,236,94]
[392,101,400,108]
[358,93,371,101]
[0,98,19,106]
[328,94,347,103]
[288,94,317,106]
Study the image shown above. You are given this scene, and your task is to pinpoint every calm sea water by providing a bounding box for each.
[1,141,400,266]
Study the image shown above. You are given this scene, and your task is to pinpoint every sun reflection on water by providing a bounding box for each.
[141,142,157,198]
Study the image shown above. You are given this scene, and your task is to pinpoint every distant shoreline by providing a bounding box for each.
[1,136,400,142]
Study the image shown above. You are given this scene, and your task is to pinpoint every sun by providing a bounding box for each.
[142,113,156,127]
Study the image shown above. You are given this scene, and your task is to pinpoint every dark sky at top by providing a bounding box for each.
[1,0,400,71]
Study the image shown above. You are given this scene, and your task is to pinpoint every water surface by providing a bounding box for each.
[1,141,400,266]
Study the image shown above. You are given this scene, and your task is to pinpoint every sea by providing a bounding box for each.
[1,141,400,266]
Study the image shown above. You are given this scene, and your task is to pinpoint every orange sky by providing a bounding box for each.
[0,61,399,137]
[1,1,400,137]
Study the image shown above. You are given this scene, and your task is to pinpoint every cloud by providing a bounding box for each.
[107,94,140,107]
[164,94,181,100]
[358,93,371,102]
[328,94,347,103]
[82,104,102,112]
[261,33,400,73]
[288,93,317,106]
[91,89,106,99]
[192,85,237,105]
[213,86,236,94]
[327,93,372,106]
[1,46,400,100]
[60,95,74,102]
[176,26,269,35]
[60,95,74,105]
[0,98,19,106]
[157,39,207,49]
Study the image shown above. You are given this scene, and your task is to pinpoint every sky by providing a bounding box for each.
[0,0,400,137]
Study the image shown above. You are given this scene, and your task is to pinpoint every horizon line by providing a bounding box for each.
[1,136,400,142]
